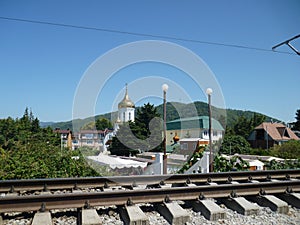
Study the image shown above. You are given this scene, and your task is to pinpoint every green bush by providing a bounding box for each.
[270,140,300,159]
[0,109,98,180]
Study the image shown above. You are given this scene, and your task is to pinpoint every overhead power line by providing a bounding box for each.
[272,34,300,56]
[0,16,296,56]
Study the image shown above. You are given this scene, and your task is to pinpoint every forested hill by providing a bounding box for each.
[45,101,277,131]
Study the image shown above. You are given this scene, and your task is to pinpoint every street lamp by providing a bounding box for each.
[206,88,213,172]
[162,84,168,174]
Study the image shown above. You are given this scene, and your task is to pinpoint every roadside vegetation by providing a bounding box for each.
[0,108,98,180]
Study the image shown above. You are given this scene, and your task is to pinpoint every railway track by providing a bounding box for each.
[1,169,299,193]
[1,169,300,225]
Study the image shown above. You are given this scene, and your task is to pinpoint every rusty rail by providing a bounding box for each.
[1,169,299,193]
[1,179,300,213]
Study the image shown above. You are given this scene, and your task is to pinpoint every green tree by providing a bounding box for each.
[251,113,266,128]
[109,121,140,156]
[233,116,252,139]
[0,109,98,179]
[135,103,161,137]
[226,113,266,139]
[109,103,163,156]
[265,159,300,170]
[220,135,252,155]
[31,117,40,133]
[96,118,113,130]
[292,109,300,131]
[270,140,300,159]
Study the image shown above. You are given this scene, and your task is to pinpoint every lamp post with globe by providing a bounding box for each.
[162,84,168,174]
[206,88,213,172]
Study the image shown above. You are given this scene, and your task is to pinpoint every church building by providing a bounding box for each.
[117,84,135,122]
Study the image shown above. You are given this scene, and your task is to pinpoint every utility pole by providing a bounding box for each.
[272,34,300,56]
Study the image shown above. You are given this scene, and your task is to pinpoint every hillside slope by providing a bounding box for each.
[45,101,277,131]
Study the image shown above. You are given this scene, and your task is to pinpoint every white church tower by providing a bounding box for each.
[117,84,135,123]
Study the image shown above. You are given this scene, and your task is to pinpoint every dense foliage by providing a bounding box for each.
[109,103,163,156]
[291,109,300,131]
[109,121,141,156]
[214,154,249,172]
[265,159,300,170]
[270,140,300,159]
[225,113,266,139]
[220,135,252,155]
[96,118,113,130]
[0,108,98,180]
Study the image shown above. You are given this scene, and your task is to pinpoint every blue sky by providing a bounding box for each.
[0,0,299,123]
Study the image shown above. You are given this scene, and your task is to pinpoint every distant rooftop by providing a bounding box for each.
[255,122,299,141]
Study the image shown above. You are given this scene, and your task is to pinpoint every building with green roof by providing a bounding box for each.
[166,116,224,147]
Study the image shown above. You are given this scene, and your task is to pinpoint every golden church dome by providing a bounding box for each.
[173,132,180,142]
[118,84,135,109]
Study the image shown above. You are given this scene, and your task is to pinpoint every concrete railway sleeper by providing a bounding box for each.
[1,195,300,225]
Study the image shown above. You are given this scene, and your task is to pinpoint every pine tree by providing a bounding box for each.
[109,103,163,156]
[293,109,300,131]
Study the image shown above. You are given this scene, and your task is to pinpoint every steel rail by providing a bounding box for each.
[0,169,299,193]
[0,180,299,213]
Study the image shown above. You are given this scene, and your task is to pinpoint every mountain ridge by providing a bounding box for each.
[42,101,278,132]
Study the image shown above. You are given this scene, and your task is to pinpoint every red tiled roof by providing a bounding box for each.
[79,130,105,134]
[255,122,299,141]
[54,129,72,134]
[73,129,114,135]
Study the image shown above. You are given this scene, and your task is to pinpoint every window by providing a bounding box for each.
[85,133,93,139]
[129,112,131,121]
[123,112,125,122]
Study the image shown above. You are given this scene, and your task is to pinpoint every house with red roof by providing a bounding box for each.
[248,122,300,149]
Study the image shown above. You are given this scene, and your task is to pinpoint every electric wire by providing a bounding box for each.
[0,16,296,56]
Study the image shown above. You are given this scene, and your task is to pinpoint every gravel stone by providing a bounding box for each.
[2,203,300,225]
